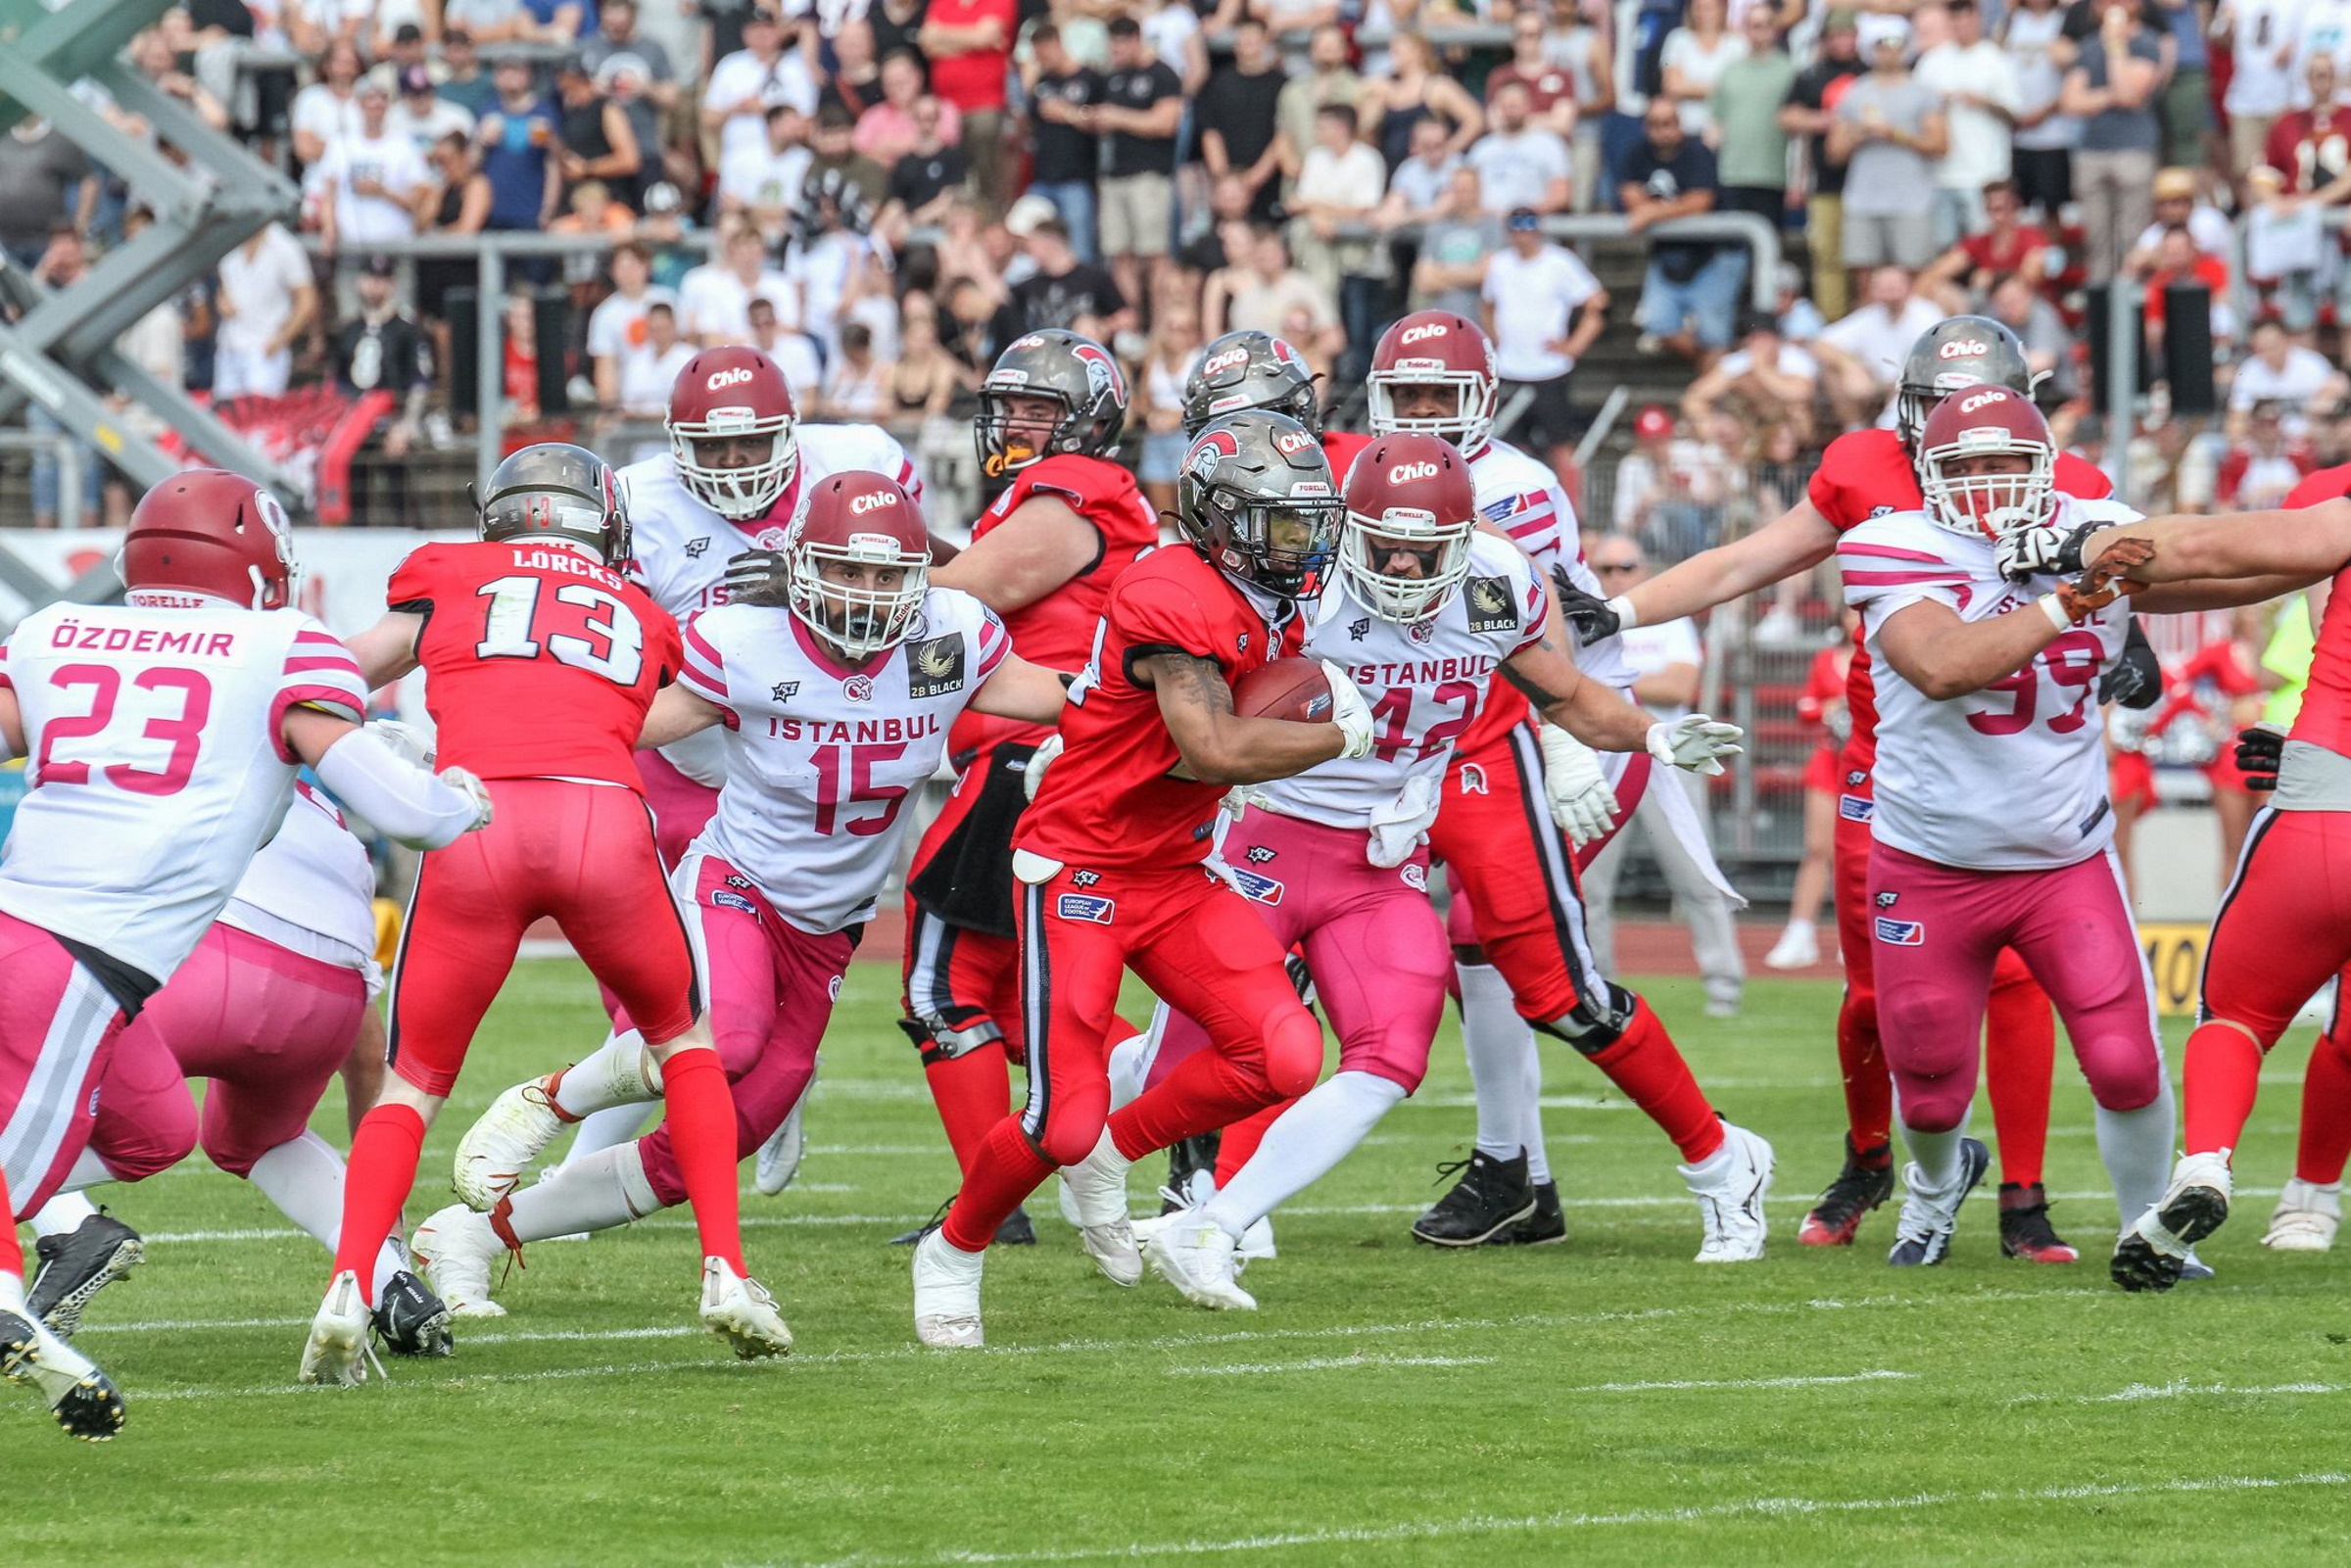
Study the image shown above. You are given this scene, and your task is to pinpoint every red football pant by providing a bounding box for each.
[0,914,130,1219]
[388,779,698,1097]
[939,862,1321,1253]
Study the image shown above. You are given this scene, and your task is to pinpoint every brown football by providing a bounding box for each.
[1231,656,1334,723]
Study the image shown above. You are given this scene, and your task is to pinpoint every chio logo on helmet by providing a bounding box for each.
[1274,430,1316,454]
[1938,339,1991,359]
[1203,347,1250,374]
[1957,390,2008,415]
[1388,461,1441,483]
[706,366,756,391]
[848,489,901,514]
[1399,323,1450,346]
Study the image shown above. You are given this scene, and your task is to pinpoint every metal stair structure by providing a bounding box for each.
[0,0,304,552]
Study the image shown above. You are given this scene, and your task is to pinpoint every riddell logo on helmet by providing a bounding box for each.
[1938,339,1991,359]
[706,367,756,390]
[1389,461,1441,483]
[1203,347,1250,374]
[848,489,900,514]
[1958,390,2007,414]
[1399,323,1450,346]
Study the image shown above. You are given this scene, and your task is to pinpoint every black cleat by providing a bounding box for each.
[27,1210,143,1338]
[1494,1180,1566,1246]
[1411,1149,1536,1247]
[1,1309,125,1441]
[1997,1182,2080,1263]
[2112,1164,2231,1294]
[888,1198,953,1246]
[372,1270,455,1357]
[1161,1133,1222,1213]
[1798,1138,1895,1247]
[888,1201,1034,1247]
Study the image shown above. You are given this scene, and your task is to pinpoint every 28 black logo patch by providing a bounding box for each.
[1463,575,1515,634]
[906,634,966,699]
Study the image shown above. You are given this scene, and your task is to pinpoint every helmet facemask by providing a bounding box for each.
[1196,484,1343,600]
[788,532,929,657]
[1338,503,1472,622]
[1921,443,2054,543]
[674,411,796,519]
[1367,371,1493,448]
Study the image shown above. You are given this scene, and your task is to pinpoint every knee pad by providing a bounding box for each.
[1533,982,1638,1058]
[2085,1041,2163,1114]
[1896,1080,1971,1135]
[101,1120,197,1183]
[1032,1089,1110,1170]
[898,1007,1005,1067]
[1263,1007,1326,1100]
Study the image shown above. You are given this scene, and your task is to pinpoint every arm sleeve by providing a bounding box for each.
[312,727,481,850]
[272,625,371,762]
[976,605,1011,681]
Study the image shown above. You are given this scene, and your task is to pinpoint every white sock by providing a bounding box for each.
[248,1130,408,1296]
[502,1143,666,1243]
[1108,1011,1158,1111]
[59,1146,114,1194]
[558,1104,656,1170]
[0,1271,24,1314]
[29,1193,98,1237]
[1203,1070,1407,1238]
[1900,1119,1965,1197]
[552,1029,659,1118]
[1460,963,1535,1162]
[2096,1076,2177,1233]
[1517,1047,1552,1186]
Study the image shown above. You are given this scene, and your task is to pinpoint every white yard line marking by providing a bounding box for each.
[1166,1354,1494,1376]
[1575,1369,1914,1393]
[2020,1380,2351,1404]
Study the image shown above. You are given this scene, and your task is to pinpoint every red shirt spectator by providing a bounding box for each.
[1960,220,2049,281]
[1486,61,1575,119]
[2142,250,2228,326]
[2264,103,2351,195]
[922,0,1015,114]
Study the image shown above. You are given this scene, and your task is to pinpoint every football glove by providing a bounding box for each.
[1647,714,1745,777]
[1367,773,1440,869]
[1538,723,1618,847]
[437,766,496,832]
[1320,660,1377,760]
[1549,565,1623,648]
[2236,723,2286,791]
[1021,733,1064,802]
[1995,515,2102,583]
[2053,536,2154,623]
[2099,619,2163,709]
[722,547,788,600]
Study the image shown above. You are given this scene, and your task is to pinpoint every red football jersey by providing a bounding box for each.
[1806,428,2112,778]
[948,453,1158,759]
[1322,429,1372,481]
[2283,464,2351,757]
[1016,546,1302,869]
[389,541,683,788]
[2284,462,2351,508]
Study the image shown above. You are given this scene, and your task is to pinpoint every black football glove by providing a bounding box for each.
[1551,565,1621,648]
[722,547,787,600]
[2098,620,2163,709]
[2235,724,2285,791]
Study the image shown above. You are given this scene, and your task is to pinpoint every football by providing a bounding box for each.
[1231,655,1335,723]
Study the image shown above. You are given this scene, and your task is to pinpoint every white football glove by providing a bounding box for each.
[1319,659,1376,760]
[437,766,496,832]
[365,718,434,768]
[1647,714,1745,777]
[1367,773,1440,869]
[1022,733,1065,801]
[1993,516,2094,584]
[1538,723,1618,848]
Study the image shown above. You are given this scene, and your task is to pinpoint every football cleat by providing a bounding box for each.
[1997,1182,2079,1263]
[912,1228,985,1349]
[454,1072,569,1212]
[1161,1132,1221,1214]
[888,1202,1036,1248]
[1888,1137,1990,1266]
[1687,1122,1773,1262]
[298,1270,376,1386]
[1494,1180,1566,1246]
[411,1206,509,1318]
[27,1210,143,1338]
[754,1100,806,1196]
[1798,1138,1895,1247]
[373,1269,455,1357]
[2112,1151,2232,1293]
[1143,1208,1257,1311]
[699,1258,793,1358]
[2179,1252,2217,1282]
[1411,1149,1536,1247]
[1061,1129,1141,1286]
[2262,1178,2340,1252]
[1,1309,124,1441]
[1237,1214,1277,1263]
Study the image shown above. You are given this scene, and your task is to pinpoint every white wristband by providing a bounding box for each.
[2038,593,2072,633]
[1607,594,1640,633]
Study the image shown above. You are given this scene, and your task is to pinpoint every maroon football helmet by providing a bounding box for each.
[120,469,297,610]
[787,470,931,655]
[1366,309,1499,449]
[668,346,797,519]
[1916,385,2057,542]
[1338,433,1478,621]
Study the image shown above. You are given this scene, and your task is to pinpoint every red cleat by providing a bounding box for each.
[1997,1182,2080,1262]
[1798,1138,1895,1246]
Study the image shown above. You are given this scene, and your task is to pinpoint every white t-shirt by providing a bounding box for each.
[1658,28,1746,133]
[314,131,428,244]
[677,263,801,341]
[2006,6,2081,152]
[2134,206,2235,260]
[2227,0,2306,117]
[290,82,360,150]
[216,225,313,358]
[387,96,476,158]
[1294,142,1387,215]
[587,285,679,362]
[2297,0,2351,106]
[1913,40,2023,190]
[1713,343,1820,382]
[1482,244,1605,381]
[1466,126,1572,214]
[2231,345,2340,408]
[1617,617,1703,723]
[719,141,813,215]
[705,48,819,167]
[1137,5,1199,77]
[1818,297,1951,387]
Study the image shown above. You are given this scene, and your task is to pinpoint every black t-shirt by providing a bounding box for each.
[336,312,433,397]
[1004,260,1128,333]
[185,0,257,36]
[869,0,931,68]
[700,0,756,62]
[1621,137,1722,280]
[1785,57,1864,197]
[889,144,969,210]
[1030,67,1104,185]
[1198,63,1284,172]
[1102,60,1181,179]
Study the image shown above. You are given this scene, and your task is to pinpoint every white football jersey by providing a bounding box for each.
[679,588,1007,933]
[219,781,378,974]
[1268,535,1549,830]
[0,600,369,984]
[1840,497,2140,872]
[620,425,922,785]
[1466,435,1630,690]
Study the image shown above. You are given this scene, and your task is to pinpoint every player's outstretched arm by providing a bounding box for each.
[932,497,1098,613]
[2069,499,2351,590]
[287,710,491,848]
[1872,597,2071,701]
[1137,650,1352,785]
[638,685,728,749]
[1593,499,1841,641]
[968,651,1071,725]
[344,610,427,689]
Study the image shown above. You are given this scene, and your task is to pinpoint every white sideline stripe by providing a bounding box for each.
[796,1473,2351,1566]
[1167,1354,1494,1375]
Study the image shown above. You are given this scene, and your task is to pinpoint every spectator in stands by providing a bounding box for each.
[1276,24,1364,176]
[869,0,929,67]
[588,241,675,406]
[1622,97,1741,363]
[1612,403,1731,564]
[2217,0,2297,197]
[884,303,967,433]
[1093,17,1183,323]
[1000,214,1128,339]
[291,37,363,166]
[1661,0,1744,138]
[335,254,433,474]
[615,298,694,417]
[1024,24,1105,262]
[1484,210,1607,473]
[0,117,94,273]
[2155,0,2212,174]
[1680,309,1821,446]
[1813,263,1947,427]
[479,51,562,239]
[858,52,962,169]
[820,20,884,121]
[2229,316,2350,436]
[1921,178,2050,299]
[920,0,1016,214]
[2263,55,2351,203]
[1486,7,1579,141]
[706,9,818,173]
[437,29,498,119]
[748,294,825,400]
[1986,270,2077,404]
[1134,299,1201,513]
[809,101,891,214]
[2004,0,2077,222]
[720,103,812,244]
[2128,166,2235,274]
[584,0,680,114]
[2216,400,2321,509]
[1913,0,2021,249]
[820,321,894,420]
[215,221,315,402]
[1360,30,1485,171]
[554,56,644,210]
[880,98,970,248]
[1207,224,1341,358]
[1379,116,1462,228]
[1290,103,1388,373]
[1405,164,1495,315]
[2061,0,2163,284]
[681,215,798,344]
[1708,6,1796,224]
[316,75,431,255]
[1830,17,1946,283]
[1467,79,1572,215]
[393,63,476,155]
[1781,11,1864,319]
[289,2,368,60]
[1176,173,1256,280]
[25,229,101,528]
[1201,19,1286,223]
[2140,224,2234,359]
[1132,0,1209,95]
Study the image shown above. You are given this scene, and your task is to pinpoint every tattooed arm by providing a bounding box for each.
[1136,651,1348,785]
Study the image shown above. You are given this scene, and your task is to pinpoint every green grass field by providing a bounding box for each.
[9,959,2351,1565]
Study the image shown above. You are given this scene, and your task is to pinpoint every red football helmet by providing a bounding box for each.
[120,469,296,610]
[1339,433,1477,621]
[668,346,797,520]
[787,470,931,656]
[1916,385,2057,542]
[1367,310,1499,450]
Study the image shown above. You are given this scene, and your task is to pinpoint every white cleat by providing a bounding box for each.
[754,1101,807,1196]
[411,1206,509,1319]
[298,1270,374,1386]
[2112,1151,2234,1293]
[1236,1216,1275,1273]
[699,1258,792,1358]
[1143,1209,1257,1310]
[1762,925,1820,971]
[912,1228,985,1349]
[2263,1178,2341,1252]
[1061,1129,1141,1286]
[0,1309,124,1441]
[1685,1122,1773,1262]
[454,1073,570,1211]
